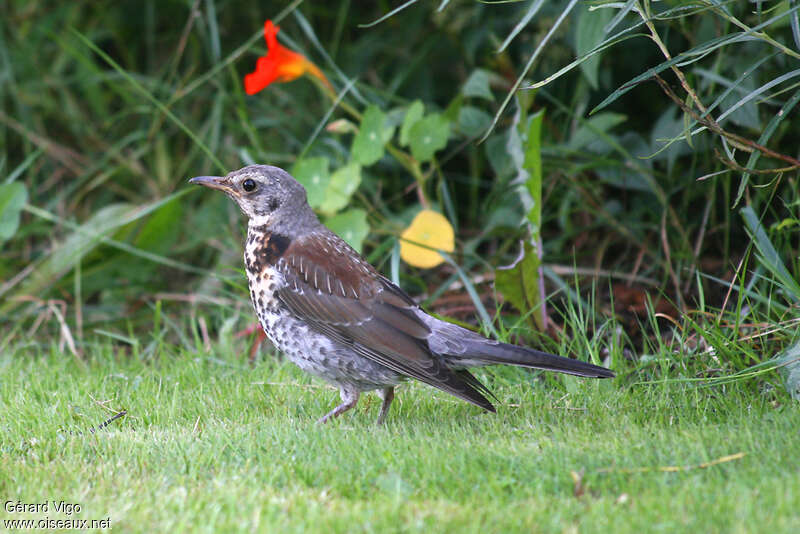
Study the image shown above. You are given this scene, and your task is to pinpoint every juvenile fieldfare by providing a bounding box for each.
[190,165,613,424]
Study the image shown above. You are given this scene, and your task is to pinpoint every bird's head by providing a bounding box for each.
[190,165,318,233]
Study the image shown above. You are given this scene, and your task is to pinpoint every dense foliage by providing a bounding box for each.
[1,1,798,396]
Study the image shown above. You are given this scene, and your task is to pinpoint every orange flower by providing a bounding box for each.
[244,20,331,95]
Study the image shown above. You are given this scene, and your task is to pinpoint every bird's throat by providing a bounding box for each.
[245,227,292,272]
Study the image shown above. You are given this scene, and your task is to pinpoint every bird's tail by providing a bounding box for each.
[466,341,614,378]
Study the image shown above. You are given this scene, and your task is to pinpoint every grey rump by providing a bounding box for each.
[189,164,614,424]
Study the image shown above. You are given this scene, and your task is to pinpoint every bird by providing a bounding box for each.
[190,165,614,424]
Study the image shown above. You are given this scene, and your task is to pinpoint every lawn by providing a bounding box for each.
[2,344,798,533]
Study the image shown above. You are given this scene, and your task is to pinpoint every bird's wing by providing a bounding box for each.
[274,231,494,411]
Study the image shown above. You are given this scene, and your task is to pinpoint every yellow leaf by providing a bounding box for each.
[400,209,455,268]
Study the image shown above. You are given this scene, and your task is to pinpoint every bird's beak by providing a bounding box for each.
[188,175,234,193]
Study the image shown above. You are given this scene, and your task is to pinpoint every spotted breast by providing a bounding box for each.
[243,221,404,390]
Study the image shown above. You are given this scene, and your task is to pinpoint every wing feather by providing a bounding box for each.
[275,232,494,411]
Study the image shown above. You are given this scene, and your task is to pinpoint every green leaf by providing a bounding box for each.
[462,69,494,101]
[523,110,545,330]
[320,163,362,215]
[484,132,514,180]
[485,206,524,234]
[650,107,691,174]
[3,203,134,313]
[292,157,330,209]
[574,5,613,89]
[443,94,463,123]
[67,199,188,297]
[0,182,28,243]
[409,114,450,162]
[720,70,761,130]
[352,105,393,165]
[399,100,424,147]
[568,112,627,151]
[325,209,369,253]
[494,241,542,326]
[523,110,544,232]
[133,198,183,255]
[495,109,546,330]
[456,106,493,136]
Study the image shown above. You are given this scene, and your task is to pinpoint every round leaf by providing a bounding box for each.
[462,69,494,101]
[456,106,492,136]
[292,157,330,208]
[352,105,393,166]
[399,100,424,146]
[325,209,369,253]
[409,114,450,162]
[320,163,362,215]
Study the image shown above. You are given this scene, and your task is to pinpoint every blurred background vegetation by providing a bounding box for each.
[1,0,798,398]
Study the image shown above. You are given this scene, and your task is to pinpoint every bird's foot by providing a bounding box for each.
[317,388,359,424]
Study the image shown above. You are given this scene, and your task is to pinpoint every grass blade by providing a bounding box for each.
[741,206,800,302]
[497,0,546,53]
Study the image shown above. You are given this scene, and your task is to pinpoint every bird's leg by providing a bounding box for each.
[317,386,359,424]
[233,322,267,364]
[376,387,395,425]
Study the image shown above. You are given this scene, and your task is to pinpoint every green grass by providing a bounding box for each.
[2,344,798,533]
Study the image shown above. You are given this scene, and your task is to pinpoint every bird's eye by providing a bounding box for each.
[242,179,256,192]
